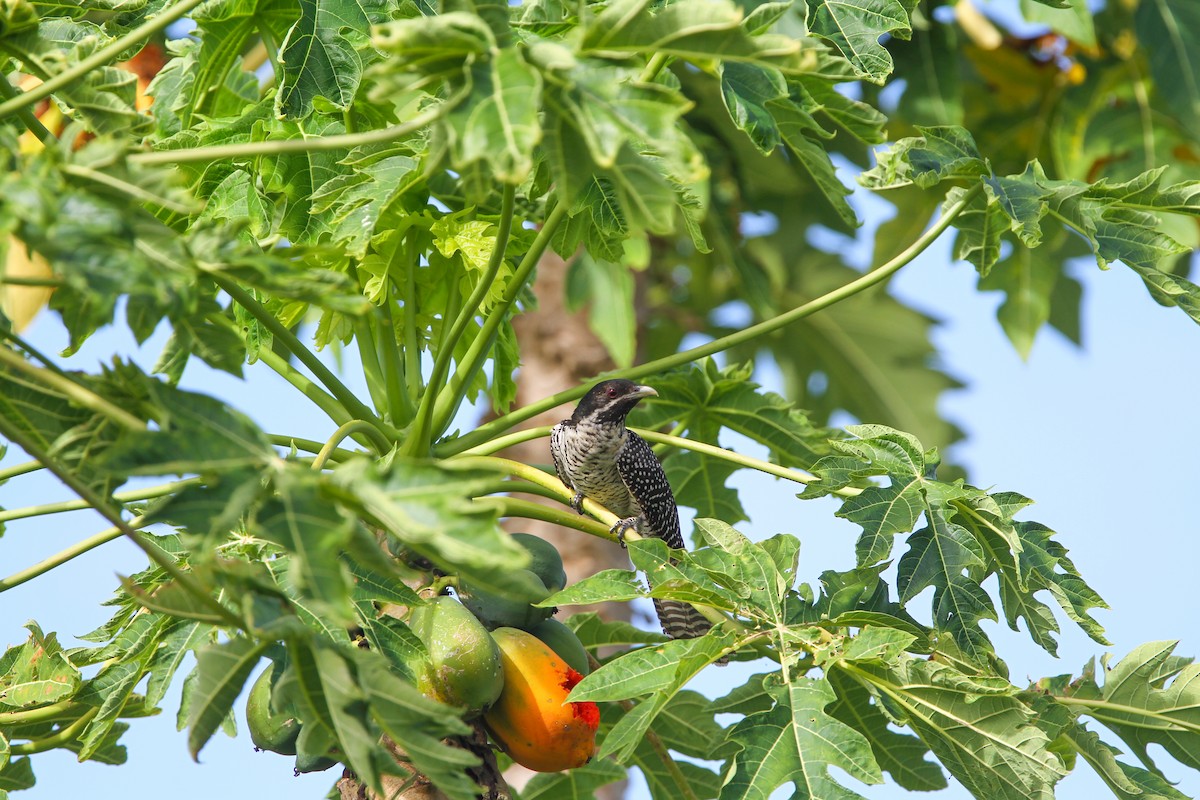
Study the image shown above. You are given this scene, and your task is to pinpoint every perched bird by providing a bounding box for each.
[550,379,715,644]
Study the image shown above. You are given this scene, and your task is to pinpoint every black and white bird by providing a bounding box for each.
[550,379,714,643]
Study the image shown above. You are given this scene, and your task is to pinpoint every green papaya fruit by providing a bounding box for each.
[246,665,300,756]
[409,596,505,714]
[528,618,590,676]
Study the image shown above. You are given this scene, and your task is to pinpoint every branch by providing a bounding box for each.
[0,520,129,592]
[267,433,361,461]
[0,478,198,523]
[313,420,391,471]
[438,184,983,456]
[0,74,54,144]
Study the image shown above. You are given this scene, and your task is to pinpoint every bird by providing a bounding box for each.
[550,379,716,647]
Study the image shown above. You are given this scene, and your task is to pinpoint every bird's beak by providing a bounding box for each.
[631,385,658,400]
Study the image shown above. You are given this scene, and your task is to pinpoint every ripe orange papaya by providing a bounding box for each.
[484,627,599,772]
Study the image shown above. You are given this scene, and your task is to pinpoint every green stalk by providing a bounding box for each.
[0,479,198,524]
[409,186,517,452]
[0,418,240,628]
[0,460,44,482]
[208,273,394,442]
[0,521,129,592]
[451,454,621,530]
[430,199,568,442]
[62,165,196,216]
[455,425,552,456]
[0,700,76,725]
[0,75,54,144]
[353,315,390,418]
[207,313,358,432]
[11,707,99,755]
[267,433,358,459]
[312,420,391,471]
[129,100,457,167]
[638,52,671,83]
[379,291,413,424]
[0,275,62,287]
[0,346,146,431]
[0,0,206,121]
[399,232,424,406]
[437,185,982,456]
[474,496,615,541]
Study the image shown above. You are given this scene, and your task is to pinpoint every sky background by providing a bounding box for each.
[4,1,1198,798]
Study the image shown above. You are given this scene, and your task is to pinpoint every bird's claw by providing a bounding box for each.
[570,492,585,514]
[611,518,639,549]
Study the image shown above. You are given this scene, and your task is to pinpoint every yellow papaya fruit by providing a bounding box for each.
[484,627,598,772]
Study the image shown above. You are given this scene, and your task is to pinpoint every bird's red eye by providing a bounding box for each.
[606,386,618,397]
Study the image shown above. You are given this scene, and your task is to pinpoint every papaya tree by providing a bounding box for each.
[1,0,1199,798]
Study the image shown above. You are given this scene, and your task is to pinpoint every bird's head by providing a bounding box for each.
[571,380,658,425]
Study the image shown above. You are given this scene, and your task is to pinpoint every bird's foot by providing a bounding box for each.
[611,517,640,549]
[570,492,585,514]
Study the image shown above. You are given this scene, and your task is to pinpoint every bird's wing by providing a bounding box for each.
[616,432,684,549]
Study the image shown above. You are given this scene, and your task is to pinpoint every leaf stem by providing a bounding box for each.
[208,273,395,443]
[0,479,198,523]
[431,200,569,443]
[0,519,135,592]
[10,707,100,755]
[451,454,621,530]
[0,0,207,121]
[0,345,146,431]
[379,291,413,424]
[129,101,455,167]
[312,421,390,471]
[0,74,54,144]
[353,314,390,417]
[455,425,552,456]
[638,53,671,83]
[426,185,518,439]
[0,417,240,628]
[0,459,44,482]
[0,275,62,287]
[1055,696,1200,735]
[62,164,196,215]
[474,496,616,541]
[0,700,77,725]
[266,434,359,460]
[438,184,982,456]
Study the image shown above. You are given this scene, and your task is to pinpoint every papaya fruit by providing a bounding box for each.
[484,627,599,772]
[408,596,505,714]
[510,533,567,593]
[528,618,590,676]
[246,665,300,756]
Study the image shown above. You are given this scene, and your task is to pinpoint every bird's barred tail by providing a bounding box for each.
[652,598,728,666]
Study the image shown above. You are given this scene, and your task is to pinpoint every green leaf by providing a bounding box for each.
[253,470,358,624]
[355,652,482,800]
[826,669,947,791]
[861,125,988,190]
[949,185,1007,276]
[98,374,274,476]
[0,623,81,709]
[664,451,748,524]
[1135,0,1200,130]
[276,0,387,119]
[720,675,883,799]
[720,62,787,155]
[566,252,638,368]
[1019,0,1095,47]
[443,49,542,184]
[0,757,35,792]
[523,758,628,799]
[805,0,912,84]
[565,612,671,650]
[571,634,733,705]
[632,359,832,470]
[330,457,540,600]
[186,636,268,760]
[1086,642,1200,773]
[580,0,809,71]
[540,570,646,607]
[846,657,1066,800]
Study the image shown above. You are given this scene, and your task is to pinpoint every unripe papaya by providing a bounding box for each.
[510,533,567,592]
[528,618,590,676]
[408,596,505,714]
[484,627,599,772]
[246,665,300,755]
[458,569,555,631]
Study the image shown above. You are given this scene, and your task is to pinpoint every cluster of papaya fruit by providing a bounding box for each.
[246,533,598,774]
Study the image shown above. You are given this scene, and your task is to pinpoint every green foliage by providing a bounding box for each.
[1,0,1199,799]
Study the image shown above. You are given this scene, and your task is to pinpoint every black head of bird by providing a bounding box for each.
[571,380,658,426]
